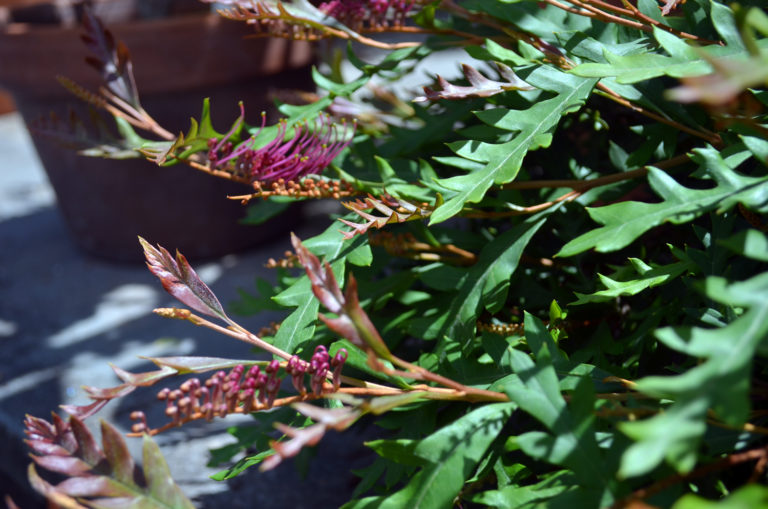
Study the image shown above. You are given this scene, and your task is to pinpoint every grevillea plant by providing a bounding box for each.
[23,0,768,507]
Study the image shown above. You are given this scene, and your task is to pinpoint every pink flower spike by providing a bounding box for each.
[212,114,354,184]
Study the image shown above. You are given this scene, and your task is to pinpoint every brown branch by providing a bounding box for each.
[459,153,691,219]
[562,0,652,33]
[541,0,720,44]
[596,84,722,145]
[502,153,690,192]
[460,189,581,218]
[611,445,768,508]
[184,158,253,185]
[369,231,478,266]
[540,0,604,20]
[707,418,768,436]
[616,0,722,45]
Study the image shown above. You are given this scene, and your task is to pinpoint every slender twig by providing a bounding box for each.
[438,0,721,144]
[166,310,395,393]
[384,355,510,402]
[562,0,652,33]
[596,84,722,145]
[610,445,768,508]
[617,0,722,45]
[99,88,176,141]
[461,190,581,218]
[501,153,690,191]
[540,0,603,20]
[184,158,253,184]
[707,418,768,436]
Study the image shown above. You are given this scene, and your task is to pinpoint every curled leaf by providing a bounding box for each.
[339,193,434,240]
[291,234,393,362]
[209,0,365,41]
[290,232,346,314]
[261,403,361,471]
[80,8,141,109]
[414,63,535,102]
[140,237,229,322]
[25,415,194,508]
[660,0,685,15]
[61,365,178,419]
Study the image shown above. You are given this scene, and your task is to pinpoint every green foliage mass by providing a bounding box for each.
[219,1,768,506]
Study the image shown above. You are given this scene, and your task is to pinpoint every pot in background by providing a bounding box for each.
[0,12,314,261]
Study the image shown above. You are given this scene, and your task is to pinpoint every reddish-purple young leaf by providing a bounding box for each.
[261,423,327,471]
[27,464,86,509]
[261,403,361,471]
[145,356,258,373]
[343,274,393,361]
[339,194,433,240]
[291,233,345,314]
[80,8,141,109]
[31,455,92,476]
[55,476,131,498]
[292,235,393,362]
[25,441,70,457]
[414,63,535,102]
[69,416,104,467]
[140,237,229,321]
[292,402,359,428]
[319,314,362,348]
[5,495,21,509]
[112,364,179,386]
[26,414,194,508]
[60,400,110,420]
[63,365,179,419]
[100,420,136,487]
[24,413,77,454]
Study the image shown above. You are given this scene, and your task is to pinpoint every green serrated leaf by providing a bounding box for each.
[504,315,612,493]
[366,403,515,509]
[720,229,768,261]
[570,27,768,83]
[419,210,552,345]
[430,75,595,224]
[558,147,768,257]
[312,66,370,96]
[572,258,693,305]
[619,397,709,478]
[620,271,768,477]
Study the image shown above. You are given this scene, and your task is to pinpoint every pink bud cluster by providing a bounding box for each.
[285,345,348,396]
[318,0,413,30]
[207,114,354,184]
[130,348,348,433]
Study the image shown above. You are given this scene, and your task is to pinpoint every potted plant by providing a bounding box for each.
[18,0,768,507]
[0,0,314,260]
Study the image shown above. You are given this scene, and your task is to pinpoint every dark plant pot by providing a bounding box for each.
[0,14,314,261]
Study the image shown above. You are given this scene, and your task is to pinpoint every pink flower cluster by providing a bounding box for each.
[286,345,349,396]
[207,113,354,184]
[154,361,283,427]
[318,0,413,30]
[130,348,349,433]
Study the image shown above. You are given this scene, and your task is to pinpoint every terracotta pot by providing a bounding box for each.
[0,14,314,261]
